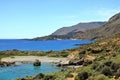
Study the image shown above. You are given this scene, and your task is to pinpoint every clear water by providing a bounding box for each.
[0,39,94,51]
[0,63,61,80]
[0,39,94,80]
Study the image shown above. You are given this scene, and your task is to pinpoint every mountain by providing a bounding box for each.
[33,12,120,40]
[74,12,120,39]
[52,22,106,35]
[33,22,105,40]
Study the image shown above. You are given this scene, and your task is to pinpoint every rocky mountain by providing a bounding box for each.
[52,22,105,35]
[33,22,106,40]
[74,12,120,39]
[33,12,120,40]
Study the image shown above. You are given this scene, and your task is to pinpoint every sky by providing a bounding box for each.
[0,0,120,39]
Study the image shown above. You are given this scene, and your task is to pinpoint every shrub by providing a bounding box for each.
[91,62,100,70]
[83,61,92,66]
[60,53,68,57]
[115,69,120,79]
[75,71,89,80]
[101,66,112,76]
[65,73,73,78]
[92,74,109,80]
[43,75,56,80]
[96,65,105,71]
[104,61,112,66]
[110,63,120,72]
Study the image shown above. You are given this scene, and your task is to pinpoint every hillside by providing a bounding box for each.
[52,22,105,35]
[33,22,105,40]
[33,12,120,40]
[17,31,120,80]
[74,12,120,39]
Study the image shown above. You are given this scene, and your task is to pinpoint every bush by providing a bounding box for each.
[60,53,68,57]
[92,74,109,80]
[91,62,100,70]
[104,61,112,66]
[43,75,56,80]
[110,63,120,72]
[101,66,112,76]
[75,71,89,80]
[115,69,120,79]
[83,61,92,66]
[65,73,73,78]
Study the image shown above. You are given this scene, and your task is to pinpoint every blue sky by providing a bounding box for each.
[0,0,120,39]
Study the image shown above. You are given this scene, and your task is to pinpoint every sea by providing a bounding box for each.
[0,39,94,80]
[0,39,94,51]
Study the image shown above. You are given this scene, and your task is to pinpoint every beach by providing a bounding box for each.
[1,56,68,63]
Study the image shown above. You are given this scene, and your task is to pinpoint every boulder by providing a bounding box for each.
[33,73,44,79]
[91,48,103,53]
[33,59,41,66]
[69,59,84,65]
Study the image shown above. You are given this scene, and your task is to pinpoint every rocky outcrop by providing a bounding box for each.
[33,73,44,79]
[57,54,95,67]
[0,61,15,67]
[33,59,41,66]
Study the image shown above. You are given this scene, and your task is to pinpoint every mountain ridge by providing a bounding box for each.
[33,12,120,40]
[52,22,106,35]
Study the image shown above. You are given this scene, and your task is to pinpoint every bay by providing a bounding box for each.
[0,39,94,51]
[0,39,94,80]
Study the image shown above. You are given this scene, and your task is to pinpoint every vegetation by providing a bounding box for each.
[15,32,120,80]
[0,50,69,58]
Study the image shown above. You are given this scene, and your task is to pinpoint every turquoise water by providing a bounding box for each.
[0,39,94,80]
[0,63,61,80]
[0,39,94,51]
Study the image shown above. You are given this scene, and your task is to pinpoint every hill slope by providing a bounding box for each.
[74,12,120,39]
[33,12,120,40]
[33,22,105,40]
[52,22,105,35]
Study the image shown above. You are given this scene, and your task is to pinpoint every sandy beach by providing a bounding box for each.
[1,56,68,63]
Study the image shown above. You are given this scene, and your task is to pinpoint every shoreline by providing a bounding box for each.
[1,56,68,63]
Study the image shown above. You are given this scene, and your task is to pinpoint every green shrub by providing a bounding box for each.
[65,73,73,78]
[60,53,68,57]
[104,61,112,66]
[101,66,112,76]
[115,69,120,79]
[91,62,100,70]
[75,71,89,80]
[110,63,120,72]
[43,75,56,80]
[92,74,109,80]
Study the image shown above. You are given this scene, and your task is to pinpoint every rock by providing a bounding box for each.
[33,73,44,79]
[0,61,15,67]
[56,60,69,67]
[91,48,103,53]
[79,50,86,54]
[69,59,84,65]
[33,59,41,66]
